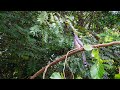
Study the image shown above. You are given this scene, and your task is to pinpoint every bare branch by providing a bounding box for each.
[30,41,120,79]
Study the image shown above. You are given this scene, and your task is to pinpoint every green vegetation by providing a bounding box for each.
[0,11,120,79]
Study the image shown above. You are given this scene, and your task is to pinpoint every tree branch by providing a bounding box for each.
[30,41,120,79]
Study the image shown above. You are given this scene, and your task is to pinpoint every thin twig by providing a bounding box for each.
[43,62,50,79]
[63,52,68,79]
[63,48,79,79]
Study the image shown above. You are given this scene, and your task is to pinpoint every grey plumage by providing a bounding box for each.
[73,33,88,68]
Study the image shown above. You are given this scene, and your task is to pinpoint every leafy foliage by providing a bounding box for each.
[0,11,120,79]
[90,49,105,79]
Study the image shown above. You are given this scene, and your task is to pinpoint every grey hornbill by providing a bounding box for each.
[65,20,89,68]
[73,33,88,68]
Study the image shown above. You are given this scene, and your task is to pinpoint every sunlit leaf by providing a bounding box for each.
[76,75,82,79]
[37,11,48,24]
[50,13,55,22]
[69,16,74,21]
[90,62,100,79]
[50,72,63,79]
[90,61,105,79]
[84,44,93,51]
[105,36,113,42]
[115,74,120,79]
[91,49,100,60]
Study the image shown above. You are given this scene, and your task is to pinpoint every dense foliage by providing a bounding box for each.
[0,11,120,79]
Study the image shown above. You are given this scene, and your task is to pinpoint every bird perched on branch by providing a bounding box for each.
[73,32,88,68]
[65,19,89,68]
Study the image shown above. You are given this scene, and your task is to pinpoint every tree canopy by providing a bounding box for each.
[0,11,120,79]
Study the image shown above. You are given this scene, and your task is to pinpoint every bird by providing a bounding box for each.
[73,33,88,68]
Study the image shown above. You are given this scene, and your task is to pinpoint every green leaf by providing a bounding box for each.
[115,74,120,79]
[84,44,93,51]
[76,75,82,79]
[90,61,105,79]
[37,11,48,24]
[104,36,113,42]
[50,13,55,22]
[98,63,105,78]
[91,49,100,60]
[103,64,113,69]
[50,72,63,79]
[69,16,74,21]
[90,62,100,79]
[22,55,29,60]
[30,25,40,36]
